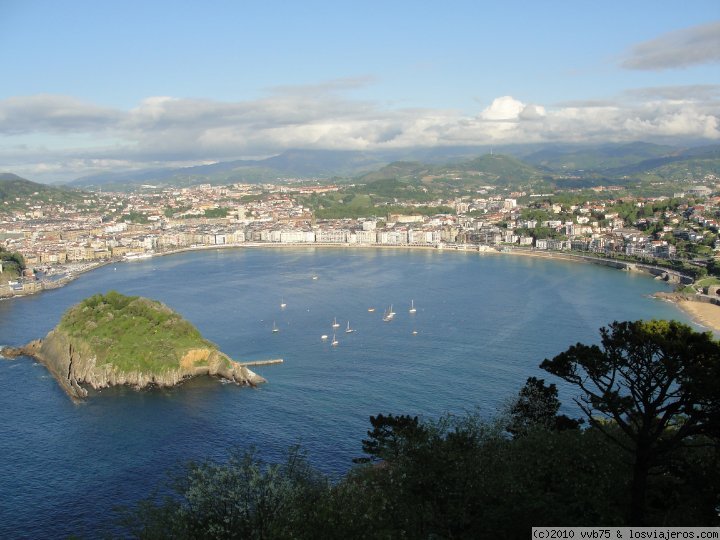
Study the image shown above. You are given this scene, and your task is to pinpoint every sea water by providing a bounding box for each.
[0,247,690,538]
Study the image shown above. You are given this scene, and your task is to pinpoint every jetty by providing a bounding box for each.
[237,358,284,367]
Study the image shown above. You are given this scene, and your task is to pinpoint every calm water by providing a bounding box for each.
[0,247,691,538]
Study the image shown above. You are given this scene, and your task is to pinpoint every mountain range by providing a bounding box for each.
[2,142,719,194]
[62,142,719,190]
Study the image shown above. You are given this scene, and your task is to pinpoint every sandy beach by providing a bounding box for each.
[670,298,720,334]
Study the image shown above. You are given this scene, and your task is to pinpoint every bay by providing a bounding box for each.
[0,247,691,538]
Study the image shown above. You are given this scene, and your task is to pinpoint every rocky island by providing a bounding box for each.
[2,291,266,400]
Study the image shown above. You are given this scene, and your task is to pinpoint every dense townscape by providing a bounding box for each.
[2,167,720,296]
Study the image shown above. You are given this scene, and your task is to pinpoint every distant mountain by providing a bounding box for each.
[357,154,543,188]
[65,142,720,190]
[453,154,541,184]
[605,144,720,178]
[0,173,86,205]
[521,142,681,172]
[359,161,435,183]
[68,147,493,189]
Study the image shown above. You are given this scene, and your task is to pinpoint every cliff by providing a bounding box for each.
[2,292,265,400]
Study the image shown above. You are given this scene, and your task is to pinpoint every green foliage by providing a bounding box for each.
[355,413,429,463]
[164,205,192,217]
[117,320,720,536]
[458,154,541,185]
[119,211,150,224]
[0,247,25,274]
[203,207,230,218]
[0,174,87,211]
[507,377,582,435]
[117,446,330,540]
[58,291,216,373]
[541,320,720,524]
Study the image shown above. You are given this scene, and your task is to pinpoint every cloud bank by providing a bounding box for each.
[1,83,718,181]
[622,21,720,70]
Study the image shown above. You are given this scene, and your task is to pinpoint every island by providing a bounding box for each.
[2,291,267,400]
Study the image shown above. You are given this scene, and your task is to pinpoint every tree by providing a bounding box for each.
[540,320,720,525]
[355,413,428,463]
[507,377,582,436]
[118,447,329,539]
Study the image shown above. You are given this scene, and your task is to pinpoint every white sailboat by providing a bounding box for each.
[272,321,279,333]
[409,299,416,314]
[331,333,339,346]
[332,317,340,328]
[383,306,394,322]
[345,321,354,334]
[280,297,287,309]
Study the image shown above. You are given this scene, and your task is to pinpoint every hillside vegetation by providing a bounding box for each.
[0,173,87,211]
[58,291,218,373]
[118,320,720,537]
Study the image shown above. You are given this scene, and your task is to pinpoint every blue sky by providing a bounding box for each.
[1,0,719,181]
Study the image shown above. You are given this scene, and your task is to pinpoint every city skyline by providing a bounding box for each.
[0,0,718,181]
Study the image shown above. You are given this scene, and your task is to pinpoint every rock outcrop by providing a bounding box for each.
[1,292,267,400]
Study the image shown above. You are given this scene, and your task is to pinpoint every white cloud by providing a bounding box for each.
[1,84,718,181]
[622,21,720,70]
[481,96,525,121]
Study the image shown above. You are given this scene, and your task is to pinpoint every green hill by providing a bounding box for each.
[359,161,434,183]
[58,292,219,373]
[6,291,264,399]
[454,154,541,184]
[522,142,680,172]
[0,173,87,210]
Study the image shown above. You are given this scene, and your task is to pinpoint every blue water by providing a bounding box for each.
[0,248,691,538]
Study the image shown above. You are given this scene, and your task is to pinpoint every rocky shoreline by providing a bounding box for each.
[2,329,266,401]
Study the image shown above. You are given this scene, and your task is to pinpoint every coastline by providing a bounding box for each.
[653,292,720,334]
[9,242,709,331]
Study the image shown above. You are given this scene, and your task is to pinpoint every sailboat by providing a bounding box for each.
[280,297,287,309]
[332,317,340,328]
[345,321,354,334]
[383,306,394,322]
[331,333,339,346]
[409,299,416,314]
[272,321,279,333]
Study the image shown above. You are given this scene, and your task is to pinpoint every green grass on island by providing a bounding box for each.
[58,291,221,373]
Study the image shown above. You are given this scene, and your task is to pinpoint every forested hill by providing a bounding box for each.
[0,173,87,209]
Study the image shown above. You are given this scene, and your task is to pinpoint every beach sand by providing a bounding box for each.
[673,300,720,334]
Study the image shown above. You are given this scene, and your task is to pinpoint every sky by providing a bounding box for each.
[0,0,719,182]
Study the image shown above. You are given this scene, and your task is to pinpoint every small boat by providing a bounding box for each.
[332,317,340,328]
[383,305,395,322]
[412,329,418,335]
[409,300,416,314]
[345,321,354,334]
[280,297,287,309]
[312,275,318,280]
[388,305,396,317]
[367,307,375,312]
[331,333,338,346]
[321,334,328,341]
[272,321,279,333]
